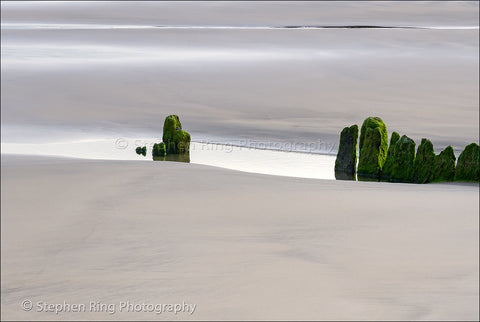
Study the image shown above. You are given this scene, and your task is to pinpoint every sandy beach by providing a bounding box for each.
[1,1,479,320]
[1,154,478,320]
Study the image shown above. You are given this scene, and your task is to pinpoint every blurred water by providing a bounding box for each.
[1,139,336,180]
[1,1,478,161]
[1,43,312,66]
[3,22,478,30]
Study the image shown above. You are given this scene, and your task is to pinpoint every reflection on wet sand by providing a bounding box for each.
[153,152,190,163]
[357,176,378,182]
[357,175,385,182]
[334,171,356,181]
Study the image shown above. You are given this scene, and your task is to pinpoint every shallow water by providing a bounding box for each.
[3,22,478,30]
[1,139,337,180]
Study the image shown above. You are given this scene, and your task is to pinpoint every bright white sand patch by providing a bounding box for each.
[1,139,337,180]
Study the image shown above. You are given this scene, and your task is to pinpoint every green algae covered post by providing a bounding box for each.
[163,115,191,154]
[413,138,435,183]
[135,146,147,156]
[432,146,456,182]
[389,135,416,183]
[381,131,400,180]
[358,117,388,178]
[335,124,358,176]
[152,142,166,158]
[455,143,480,182]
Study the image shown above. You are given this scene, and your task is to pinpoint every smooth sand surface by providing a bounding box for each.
[1,155,478,321]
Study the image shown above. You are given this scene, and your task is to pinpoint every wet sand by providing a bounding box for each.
[1,155,478,320]
[1,2,479,152]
